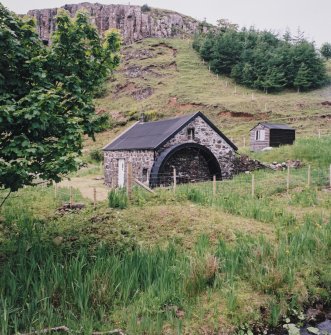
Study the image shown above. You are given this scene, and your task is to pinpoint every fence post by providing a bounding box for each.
[93,187,97,210]
[287,166,290,194]
[251,174,255,197]
[213,175,216,197]
[173,168,177,192]
[127,162,133,200]
[54,182,57,199]
[307,165,311,188]
[329,164,331,189]
[243,137,246,148]
[318,129,321,139]
[70,185,73,208]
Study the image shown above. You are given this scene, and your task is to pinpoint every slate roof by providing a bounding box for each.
[103,112,237,151]
[251,123,295,131]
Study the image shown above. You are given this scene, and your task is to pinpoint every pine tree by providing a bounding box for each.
[294,63,311,92]
[320,43,331,60]
[261,67,286,93]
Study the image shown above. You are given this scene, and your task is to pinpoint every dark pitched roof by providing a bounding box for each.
[103,112,237,151]
[251,123,295,131]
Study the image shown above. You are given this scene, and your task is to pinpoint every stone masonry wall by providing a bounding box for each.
[157,116,236,179]
[159,147,212,185]
[104,149,154,187]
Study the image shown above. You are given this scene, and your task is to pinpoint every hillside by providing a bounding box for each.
[89,38,331,151]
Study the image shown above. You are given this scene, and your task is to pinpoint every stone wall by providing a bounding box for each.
[159,147,212,185]
[250,124,270,151]
[27,3,201,44]
[104,149,154,187]
[158,116,236,178]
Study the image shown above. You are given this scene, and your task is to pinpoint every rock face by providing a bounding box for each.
[27,2,201,44]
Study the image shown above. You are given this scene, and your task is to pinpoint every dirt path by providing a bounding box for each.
[59,176,109,202]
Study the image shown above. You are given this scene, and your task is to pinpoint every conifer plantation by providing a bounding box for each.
[193,27,327,92]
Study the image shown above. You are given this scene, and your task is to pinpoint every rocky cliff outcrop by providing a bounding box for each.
[27,2,201,44]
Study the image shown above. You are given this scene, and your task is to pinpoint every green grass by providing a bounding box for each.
[244,136,331,168]
[0,136,330,334]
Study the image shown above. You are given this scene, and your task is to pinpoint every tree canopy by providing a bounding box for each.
[0,4,121,192]
[320,42,331,60]
[193,27,327,93]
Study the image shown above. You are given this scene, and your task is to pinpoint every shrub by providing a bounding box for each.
[141,4,151,12]
[89,149,103,162]
[108,188,128,209]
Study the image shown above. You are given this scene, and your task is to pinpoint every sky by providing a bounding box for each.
[2,0,330,46]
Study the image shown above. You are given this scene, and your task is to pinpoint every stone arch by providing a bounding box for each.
[150,143,222,187]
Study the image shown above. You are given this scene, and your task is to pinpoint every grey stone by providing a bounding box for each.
[27,3,202,44]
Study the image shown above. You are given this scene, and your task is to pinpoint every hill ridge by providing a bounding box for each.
[27,2,202,44]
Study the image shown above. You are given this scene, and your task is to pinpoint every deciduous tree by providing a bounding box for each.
[0,5,121,195]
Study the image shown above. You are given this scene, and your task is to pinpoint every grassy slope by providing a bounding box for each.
[1,39,331,335]
[1,138,330,334]
[87,38,331,151]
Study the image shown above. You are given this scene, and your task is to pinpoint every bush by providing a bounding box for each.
[108,188,128,209]
[89,149,103,162]
[141,4,151,12]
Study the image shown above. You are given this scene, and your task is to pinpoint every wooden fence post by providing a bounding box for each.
[307,165,311,187]
[93,187,97,210]
[318,129,321,139]
[287,166,290,194]
[213,175,216,197]
[70,186,73,208]
[173,168,177,192]
[243,137,246,148]
[127,162,133,200]
[251,174,255,197]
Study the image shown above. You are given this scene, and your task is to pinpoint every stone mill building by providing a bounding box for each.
[103,112,238,188]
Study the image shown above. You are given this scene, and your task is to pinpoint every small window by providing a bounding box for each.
[255,130,265,141]
[187,128,195,140]
[142,168,148,182]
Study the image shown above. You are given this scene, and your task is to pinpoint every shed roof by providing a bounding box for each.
[103,112,237,151]
[251,123,295,131]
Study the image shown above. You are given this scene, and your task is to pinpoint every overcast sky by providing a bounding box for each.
[2,0,330,46]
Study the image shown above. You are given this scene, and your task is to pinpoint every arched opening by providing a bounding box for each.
[150,143,222,187]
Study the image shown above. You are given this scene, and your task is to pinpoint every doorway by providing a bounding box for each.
[118,159,125,187]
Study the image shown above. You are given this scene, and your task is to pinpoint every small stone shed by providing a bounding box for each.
[103,112,238,188]
[250,123,296,151]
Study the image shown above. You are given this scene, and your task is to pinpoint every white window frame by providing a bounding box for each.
[187,127,195,140]
[255,129,265,141]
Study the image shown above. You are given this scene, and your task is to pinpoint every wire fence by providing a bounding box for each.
[1,164,329,210]
[129,164,331,199]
